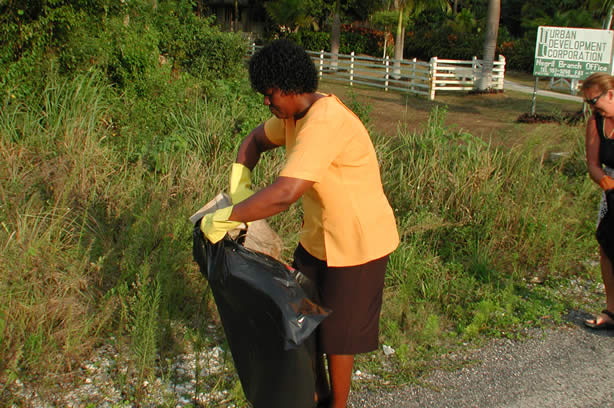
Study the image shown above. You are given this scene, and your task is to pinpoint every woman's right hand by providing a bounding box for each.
[600,175,614,191]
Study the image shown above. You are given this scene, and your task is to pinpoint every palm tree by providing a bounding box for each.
[330,0,341,70]
[392,0,448,78]
[581,0,613,27]
[329,0,380,70]
[476,0,500,91]
[233,0,239,32]
[444,8,477,34]
[370,9,398,59]
[600,0,614,28]
[392,0,405,78]
[264,0,315,33]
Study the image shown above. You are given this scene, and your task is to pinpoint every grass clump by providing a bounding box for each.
[0,61,273,405]
[365,104,594,382]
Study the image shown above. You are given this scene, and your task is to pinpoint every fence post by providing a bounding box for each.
[497,55,506,90]
[319,50,324,78]
[350,51,355,87]
[385,56,390,92]
[571,77,578,95]
[472,56,478,87]
[429,57,437,100]
[411,58,417,93]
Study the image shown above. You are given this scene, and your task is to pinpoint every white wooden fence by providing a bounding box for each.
[548,77,580,95]
[248,43,506,100]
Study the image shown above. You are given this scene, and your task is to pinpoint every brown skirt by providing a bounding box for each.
[292,244,389,355]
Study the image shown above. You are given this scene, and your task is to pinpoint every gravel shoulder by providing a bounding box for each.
[350,310,614,408]
[13,299,614,408]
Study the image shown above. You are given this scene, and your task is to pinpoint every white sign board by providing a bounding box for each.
[533,26,614,80]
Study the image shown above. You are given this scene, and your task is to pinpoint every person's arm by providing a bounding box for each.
[585,115,614,189]
[230,176,314,222]
[202,152,313,244]
[236,123,279,170]
[201,123,315,243]
[229,123,281,204]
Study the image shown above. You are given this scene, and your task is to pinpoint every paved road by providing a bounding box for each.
[504,79,583,103]
[349,311,614,408]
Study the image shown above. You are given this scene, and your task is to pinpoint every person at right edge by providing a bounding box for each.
[200,39,399,407]
[583,72,614,330]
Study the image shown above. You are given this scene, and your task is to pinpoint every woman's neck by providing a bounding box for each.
[294,93,326,121]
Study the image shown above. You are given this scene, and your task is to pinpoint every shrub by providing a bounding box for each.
[498,36,535,72]
[0,2,83,98]
[340,24,387,56]
[0,0,153,96]
[155,2,247,81]
[404,27,482,61]
[287,30,330,52]
[105,18,161,90]
[57,8,161,84]
[288,25,387,56]
[403,23,535,72]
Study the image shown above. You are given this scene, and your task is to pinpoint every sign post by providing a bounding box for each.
[531,26,614,113]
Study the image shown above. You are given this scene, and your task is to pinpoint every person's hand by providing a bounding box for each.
[600,175,614,191]
[229,163,254,204]
[200,206,242,243]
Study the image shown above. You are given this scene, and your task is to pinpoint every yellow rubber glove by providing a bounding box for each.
[199,206,242,244]
[600,175,614,191]
[229,163,254,204]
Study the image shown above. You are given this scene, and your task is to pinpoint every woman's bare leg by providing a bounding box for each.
[327,354,354,408]
[601,246,614,314]
[587,246,614,326]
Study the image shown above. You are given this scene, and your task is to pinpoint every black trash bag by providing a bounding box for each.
[192,222,330,408]
[597,189,614,262]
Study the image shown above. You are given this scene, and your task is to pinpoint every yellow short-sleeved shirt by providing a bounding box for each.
[264,94,399,267]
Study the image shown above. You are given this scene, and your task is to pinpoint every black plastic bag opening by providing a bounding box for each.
[192,222,330,408]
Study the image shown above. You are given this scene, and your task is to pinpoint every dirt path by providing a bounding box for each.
[319,78,584,149]
[349,311,614,408]
[503,79,583,103]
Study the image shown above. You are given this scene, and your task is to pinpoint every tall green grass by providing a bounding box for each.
[0,69,271,405]
[372,105,595,378]
[0,67,597,405]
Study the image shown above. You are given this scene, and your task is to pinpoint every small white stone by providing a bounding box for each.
[382,345,395,356]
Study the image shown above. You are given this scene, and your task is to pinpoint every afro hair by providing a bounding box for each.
[249,39,318,95]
